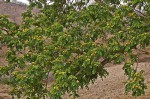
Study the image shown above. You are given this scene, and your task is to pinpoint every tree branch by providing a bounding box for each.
[75,58,110,76]
[0,28,9,34]
[134,9,147,18]
[101,58,110,66]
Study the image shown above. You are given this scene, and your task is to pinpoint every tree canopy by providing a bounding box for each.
[0,0,150,98]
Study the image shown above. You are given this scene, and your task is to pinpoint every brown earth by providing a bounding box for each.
[76,62,150,99]
[0,1,38,24]
[0,1,27,24]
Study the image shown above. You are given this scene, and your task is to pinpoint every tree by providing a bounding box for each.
[0,0,150,98]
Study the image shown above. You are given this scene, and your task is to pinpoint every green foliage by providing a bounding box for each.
[123,62,147,96]
[0,0,150,98]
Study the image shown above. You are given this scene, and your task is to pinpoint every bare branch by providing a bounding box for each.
[134,9,147,18]
[0,28,9,34]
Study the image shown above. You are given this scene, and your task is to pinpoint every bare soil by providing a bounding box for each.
[0,46,150,99]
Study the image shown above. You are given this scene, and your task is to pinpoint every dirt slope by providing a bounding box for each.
[77,62,150,99]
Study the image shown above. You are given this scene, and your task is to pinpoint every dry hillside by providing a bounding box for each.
[0,1,27,24]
